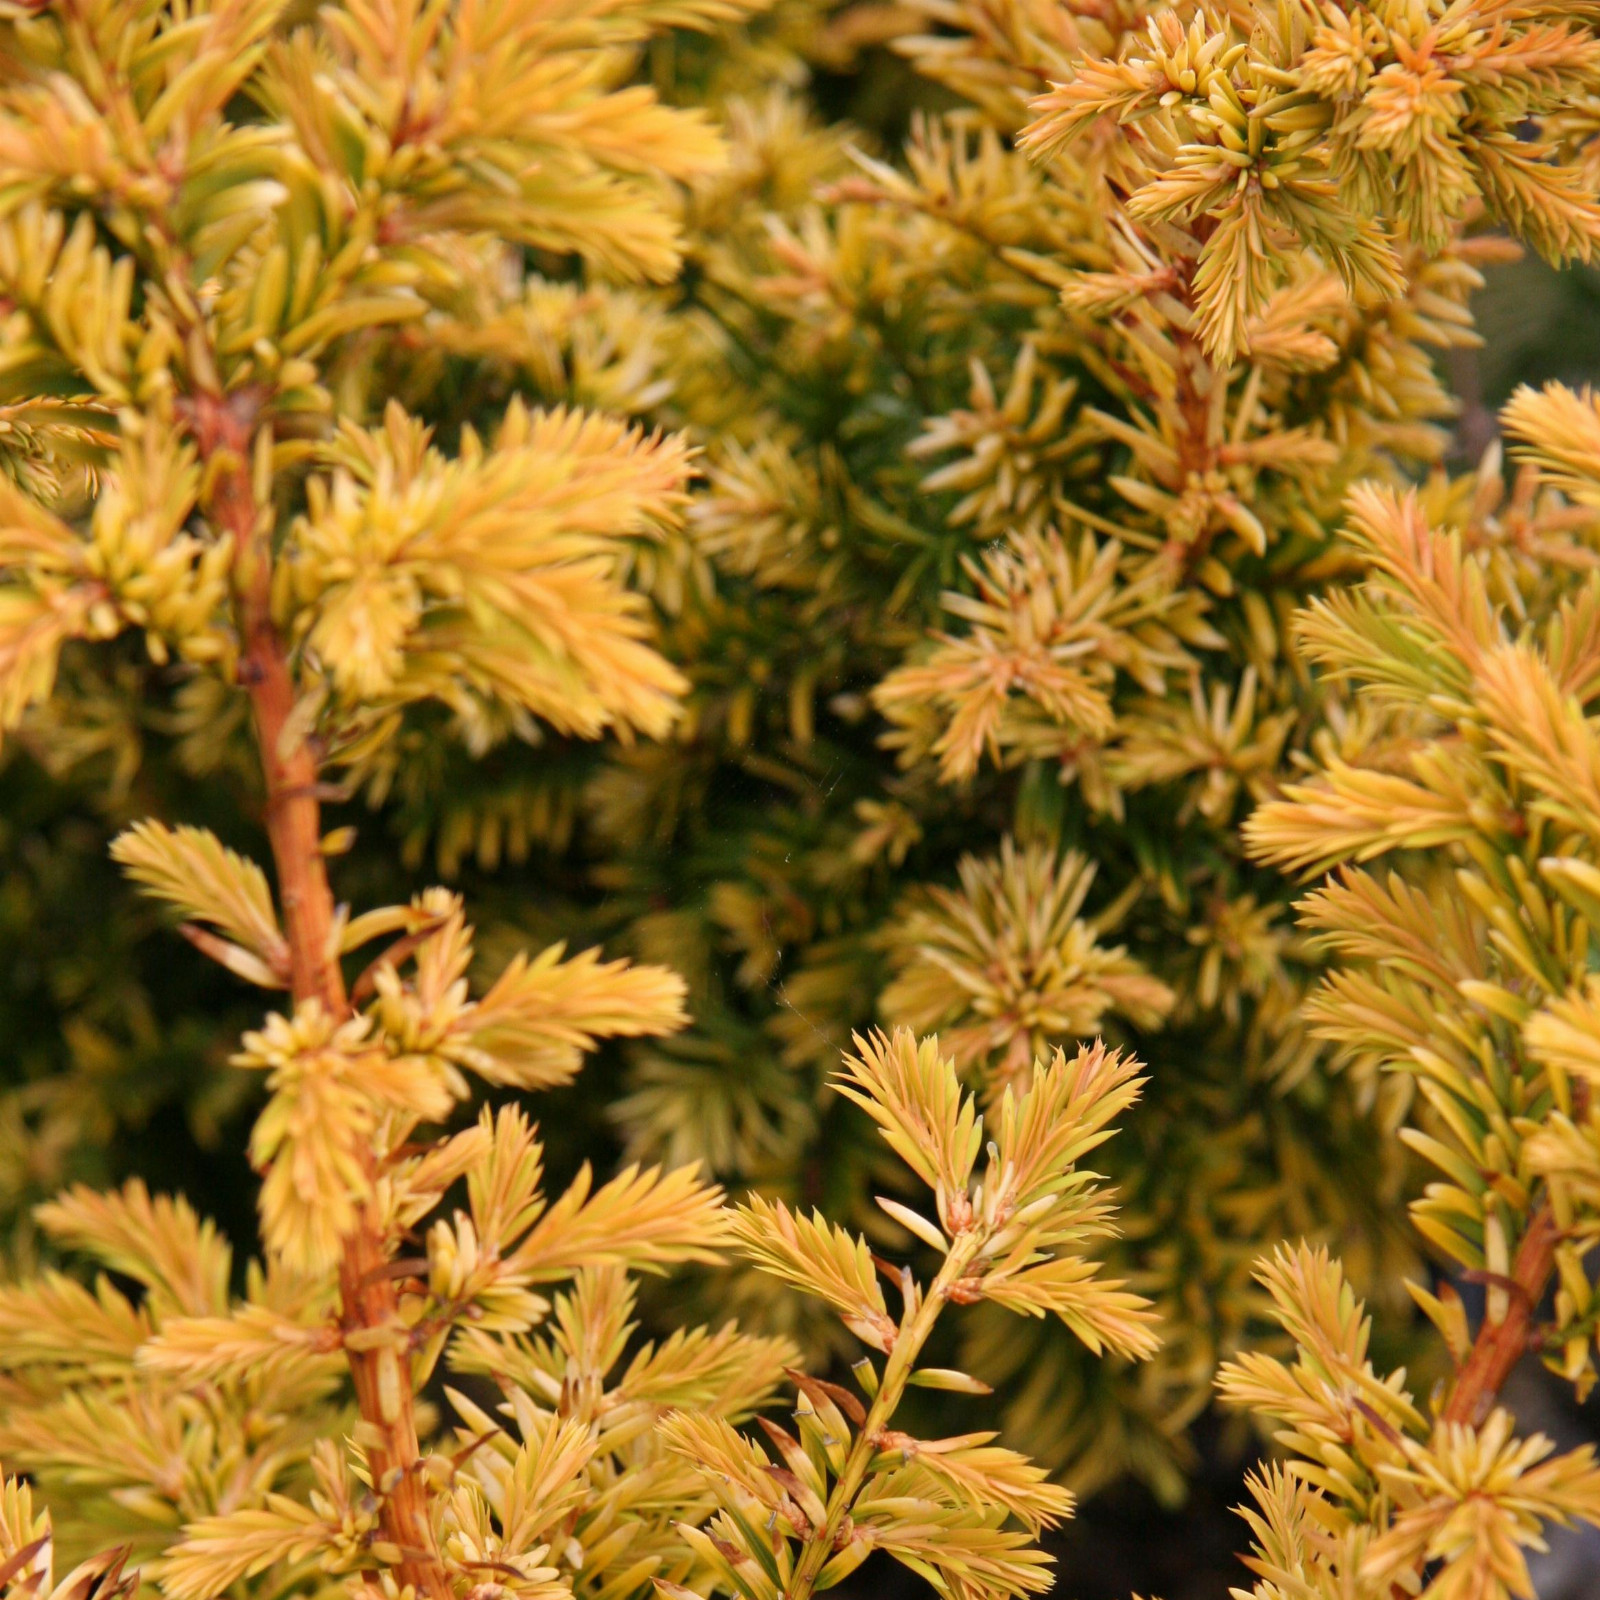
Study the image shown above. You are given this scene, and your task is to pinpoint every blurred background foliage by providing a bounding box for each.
[4,8,1600,1596]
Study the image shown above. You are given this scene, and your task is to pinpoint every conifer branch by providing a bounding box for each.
[782,1228,986,1600]
[1441,1205,1561,1429]
[1231,388,1600,1596]
[190,391,345,1017]
[189,388,450,1600]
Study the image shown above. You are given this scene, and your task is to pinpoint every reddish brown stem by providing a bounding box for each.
[192,393,451,1600]
[1379,1208,1562,1600]
[1441,1205,1560,1429]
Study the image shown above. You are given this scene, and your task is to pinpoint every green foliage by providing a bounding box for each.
[1225,386,1600,1595]
[545,0,1588,1499]
[3,0,1600,1597]
[0,0,1160,1595]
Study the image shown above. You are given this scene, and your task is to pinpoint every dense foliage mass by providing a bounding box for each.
[2,0,1600,1596]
